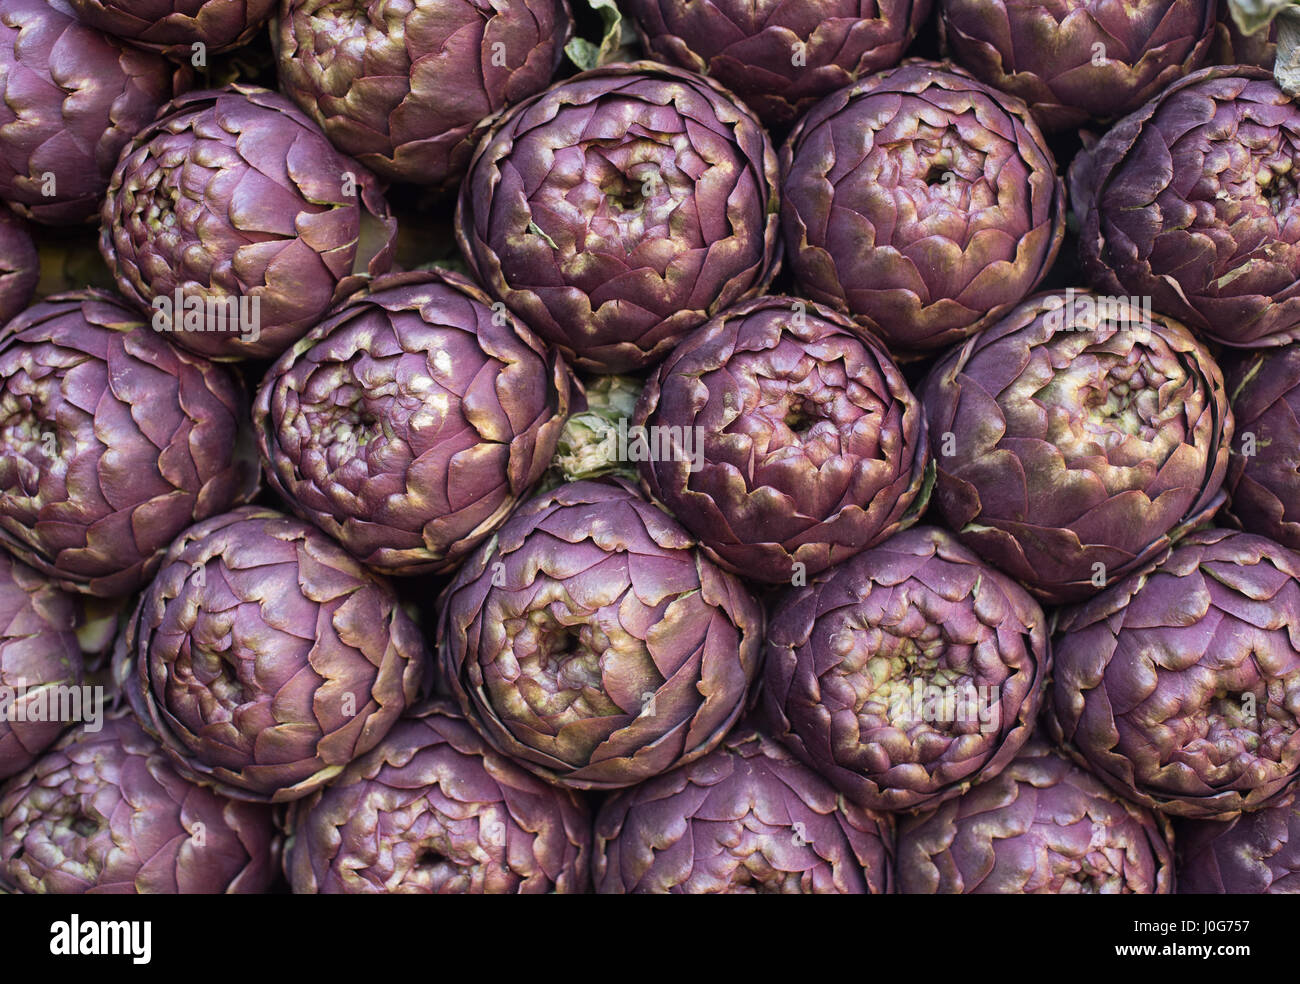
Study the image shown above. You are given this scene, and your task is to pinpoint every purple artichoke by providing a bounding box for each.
[921,290,1233,604]
[1072,65,1300,348]
[285,701,591,893]
[100,85,398,361]
[0,713,277,893]
[456,61,781,374]
[780,60,1064,357]
[437,479,764,790]
[0,0,189,225]
[897,739,1176,893]
[68,0,275,56]
[0,553,82,782]
[1051,528,1300,819]
[594,726,894,894]
[255,270,571,576]
[0,209,37,326]
[762,526,1049,813]
[633,295,930,584]
[626,0,932,126]
[0,291,259,597]
[938,0,1217,132]
[1176,789,1300,892]
[278,0,571,188]
[1225,345,1300,549]
[115,506,428,803]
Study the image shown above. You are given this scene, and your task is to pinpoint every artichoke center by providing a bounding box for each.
[1257,163,1297,215]
[184,644,247,716]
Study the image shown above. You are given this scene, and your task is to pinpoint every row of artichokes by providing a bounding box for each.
[1,0,1299,895]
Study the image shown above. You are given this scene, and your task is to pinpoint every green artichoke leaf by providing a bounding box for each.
[565,0,634,70]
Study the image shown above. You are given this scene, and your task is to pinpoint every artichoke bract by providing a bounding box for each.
[897,739,1175,894]
[1073,66,1300,348]
[0,209,37,326]
[115,506,428,803]
[438,479,764,790]
[0,291,259,597]
[938,0,1217,132]
[633,295,930,585]
[762,526,1049,813]
[594,726,893,894]
[456,62,781,374]
[68,0,275,56]
[1050,529,1300,819]
[0,0,188,225]
[255,270,571,576]
[1226,345,1300,549]
[285,701,591,893]
[626,0,932,127]
[921,290,1232,604]
[1176,790,1300,893]
[781,60,1064,357]
[278,0,571,189]
[0,553,83,782]
[100,85,398,361]
[0,713,278,893]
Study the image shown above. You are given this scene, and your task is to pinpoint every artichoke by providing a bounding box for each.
[781,60,1064,357]
[762,526,1049,813]
[921,290,1233,604]
[68,0,275,56]
[0,552,82,782]
[0,0,189,226]
[0,713,277,893]
[1225,345,1300,549]
[1176,790,1300,893]
[115,506,428,803]
[456,61,781,374]
[938,0,1217,132]
[0,291,259,597]
[0,209,37,326]
[594,726,894,894]
[285,701,591,893]
[626,0,932,126]
[1050,528,1300,819]
[897,739,1176,893]
[1072,65,1300,348]
[278,0,571,189]
[437,478,764,790]
[100,85,398,361]
[633,295,930,585]
[255,270,572,576]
